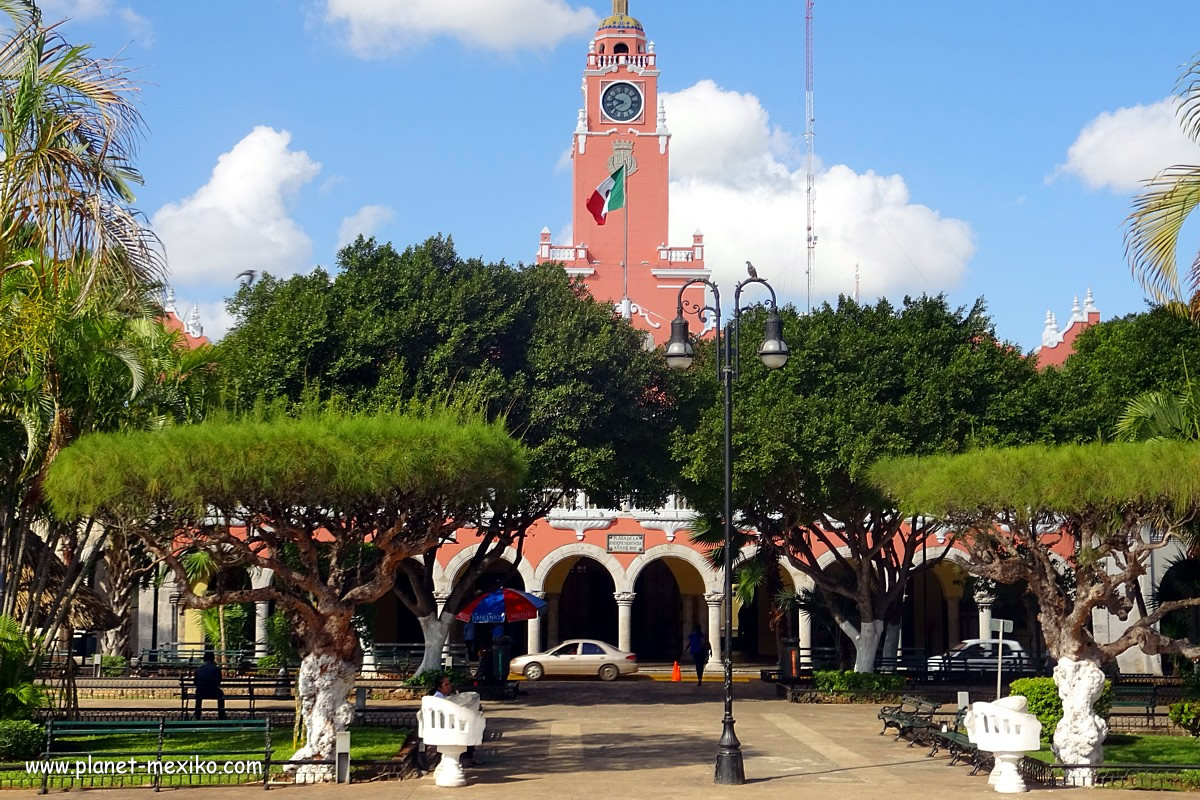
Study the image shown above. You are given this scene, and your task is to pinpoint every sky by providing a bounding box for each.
[40,0,1200,349]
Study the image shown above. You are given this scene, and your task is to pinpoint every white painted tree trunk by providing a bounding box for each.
[290,653,357,781]
[839,618,885,672]
[417,612,454,675]
[1052,657,1107,787]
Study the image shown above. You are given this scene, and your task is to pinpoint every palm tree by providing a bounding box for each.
[1125,56,1200,319]
[0,1,163,302]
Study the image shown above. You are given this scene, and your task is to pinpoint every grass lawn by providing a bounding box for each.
[1028,734,1200,765]
[0,726,409,788]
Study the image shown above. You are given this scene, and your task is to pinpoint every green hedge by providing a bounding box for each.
[1010,677,1113,745]
[1170,701,1200,738]
[0,720,43,761]
[100,655,127,677]
[403,669,470,693]
[813,670,906,695]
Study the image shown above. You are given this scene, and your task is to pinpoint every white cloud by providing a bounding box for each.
[152,126,321,287]
[323,0,598,56]
[337,204,394,248]
[1054,98,1200,192]
[661,81,974,304]
[40,0,154,44]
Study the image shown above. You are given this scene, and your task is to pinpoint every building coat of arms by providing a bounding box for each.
[608,140,638,177]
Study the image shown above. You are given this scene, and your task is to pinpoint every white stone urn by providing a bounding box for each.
[966,696,1042,793]
[418,692,485,788]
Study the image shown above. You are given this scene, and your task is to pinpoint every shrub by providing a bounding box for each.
[812,670,905,697]
[1170,701,1200,738]
[100,655,127,677]
[1010,676,1114,744]
[0,720,43,761]
[257,655,282,671]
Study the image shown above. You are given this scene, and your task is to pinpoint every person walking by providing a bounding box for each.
[687,624,712,686]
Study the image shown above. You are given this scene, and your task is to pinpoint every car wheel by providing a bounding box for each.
[599,664,619,682]
[524,663,544,681]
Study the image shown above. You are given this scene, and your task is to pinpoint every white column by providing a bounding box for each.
[977,598,994,641]
[615,592,636,653]
[435,592,452,666]
[946,595,962,648]
[705,592,723,667]
[249,567,274,658]
[798,609,813,666]
[528,591,545,654]
[547,594,561,647]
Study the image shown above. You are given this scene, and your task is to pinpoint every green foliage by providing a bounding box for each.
[257,655,283,671]
[404,669,469,692]
[812,670,905,696]
[266,610,299,665]
[1045,308,1200,443]
[1010,677,1113,744]
[0,720,43,761]
[100,655,127,677]
[0,616,41,719]
[198,604,250,653]
[871,440,1200,522]
[217,237,679,511]
[1170,701,1200,738]
[43,410,527,519]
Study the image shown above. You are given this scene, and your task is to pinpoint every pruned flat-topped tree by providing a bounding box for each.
[43,411,526,776]
[871,441,1200,783]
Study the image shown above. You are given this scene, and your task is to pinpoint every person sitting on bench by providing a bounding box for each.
[193,652,226,719]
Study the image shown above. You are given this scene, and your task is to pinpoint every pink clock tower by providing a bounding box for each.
[536,0,709,345]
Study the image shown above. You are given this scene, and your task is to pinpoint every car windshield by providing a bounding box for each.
[948,642,973,653]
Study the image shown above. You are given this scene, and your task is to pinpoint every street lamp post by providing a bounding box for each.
[665,274,789,786]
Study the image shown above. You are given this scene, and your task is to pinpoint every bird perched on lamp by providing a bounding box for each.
[746,261,758,278]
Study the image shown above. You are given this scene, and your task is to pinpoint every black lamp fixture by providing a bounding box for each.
[664,270,788,785]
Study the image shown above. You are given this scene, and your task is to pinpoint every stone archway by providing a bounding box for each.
[537,545,625,650]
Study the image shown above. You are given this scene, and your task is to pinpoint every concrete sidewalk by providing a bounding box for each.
[20,681,1152,799]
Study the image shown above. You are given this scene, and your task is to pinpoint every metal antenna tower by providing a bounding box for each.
[804,0,816,313]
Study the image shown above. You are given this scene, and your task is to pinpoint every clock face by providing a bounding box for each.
[602,82,643,122]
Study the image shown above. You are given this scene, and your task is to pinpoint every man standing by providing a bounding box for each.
[687,624,712,686]
[193,652,227,719]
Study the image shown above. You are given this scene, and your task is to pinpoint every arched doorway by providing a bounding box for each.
[543,556,618,646]
[1154,557,1200,675]
[731,565,796,661]
[631,557,707,661]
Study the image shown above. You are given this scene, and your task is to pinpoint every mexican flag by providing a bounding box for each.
[586,165,626,225]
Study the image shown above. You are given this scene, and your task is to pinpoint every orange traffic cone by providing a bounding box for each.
[672,661,682,682]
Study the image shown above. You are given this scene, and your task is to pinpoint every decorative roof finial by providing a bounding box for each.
[1041,310,1060,348]
[185,305,203,338]
[163,285,176,315]
[1083,287,1098,315]
[613,0,629,15]
[1071,294,1083,322]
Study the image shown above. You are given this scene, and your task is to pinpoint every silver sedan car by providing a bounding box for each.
[510,639,639,681]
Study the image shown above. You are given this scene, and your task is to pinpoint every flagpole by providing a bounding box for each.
[623,168,630,309]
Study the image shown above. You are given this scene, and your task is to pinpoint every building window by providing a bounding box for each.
[613,43,628,55]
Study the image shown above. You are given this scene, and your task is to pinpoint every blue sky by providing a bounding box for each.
[43,0,1200,350]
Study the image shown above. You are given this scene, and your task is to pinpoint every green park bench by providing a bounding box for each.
[878,694,940,742]
[1112,683,1158,720]
[927,707,991,774]
[38,718,272,793]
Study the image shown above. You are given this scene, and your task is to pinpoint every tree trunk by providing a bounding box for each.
[290,653,358,781]
[417,612,454,674]
[1052,657,1107,786]
[839,618,885,672]
[99,543,132,658]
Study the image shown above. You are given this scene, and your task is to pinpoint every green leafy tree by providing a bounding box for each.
[43,410,526,771]
[675,296,1043,671]
[219,236,680,671]
[872,441,1200,780]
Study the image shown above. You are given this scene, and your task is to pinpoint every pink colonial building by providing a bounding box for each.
[132,3,1171,676]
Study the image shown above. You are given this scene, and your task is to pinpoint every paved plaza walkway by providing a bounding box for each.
[19,679,1157,798]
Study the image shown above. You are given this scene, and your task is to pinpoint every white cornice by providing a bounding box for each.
[651,268,709,278]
